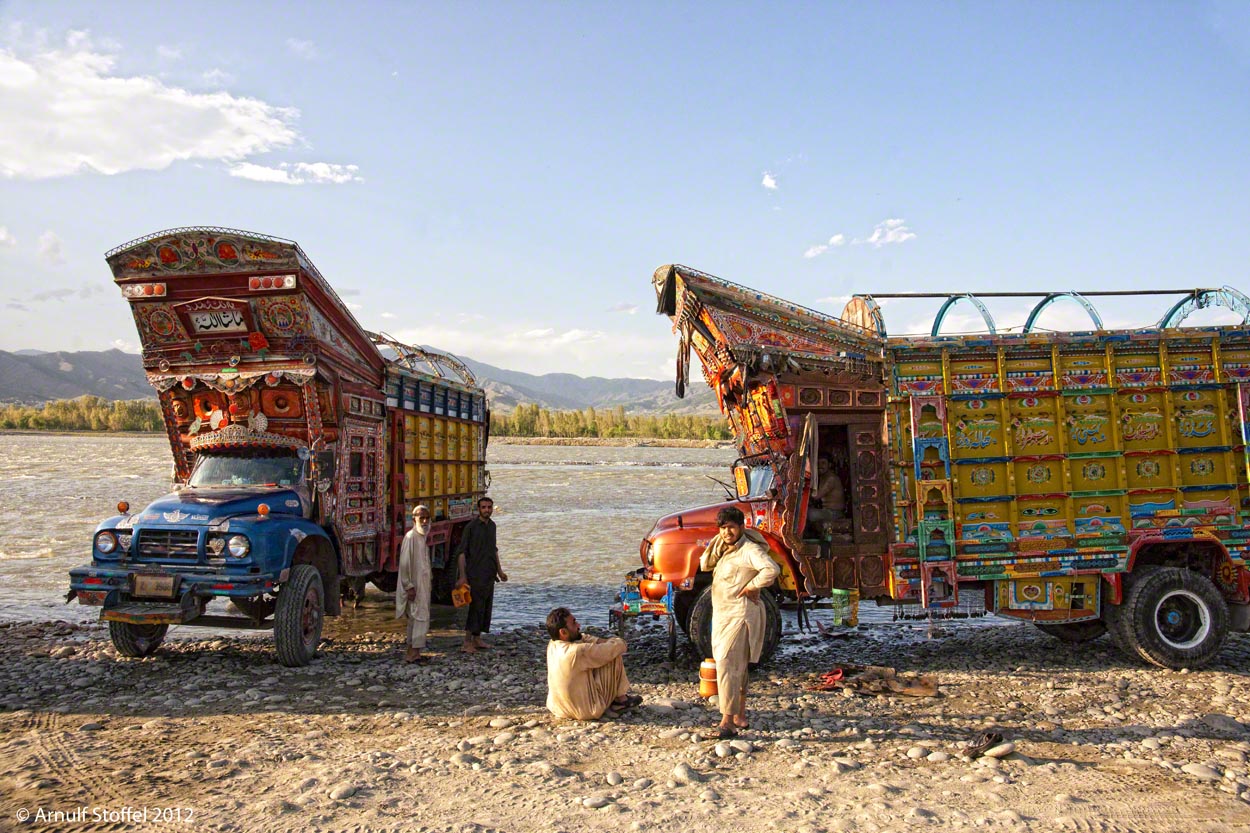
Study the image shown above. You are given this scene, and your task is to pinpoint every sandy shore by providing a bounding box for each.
[3,605,1250,833]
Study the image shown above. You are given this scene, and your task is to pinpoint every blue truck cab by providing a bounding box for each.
[70,431,341,666]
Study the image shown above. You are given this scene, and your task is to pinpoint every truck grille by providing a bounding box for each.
[137,529,199,559]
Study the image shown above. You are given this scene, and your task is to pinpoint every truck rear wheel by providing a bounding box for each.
[109,622,168,658]
[432,566,458,606]
[1033,619,1107,643]
[1121,566,1229,669]
[275,564,324,667]
[370,571,398,593]
[687,585,782,665]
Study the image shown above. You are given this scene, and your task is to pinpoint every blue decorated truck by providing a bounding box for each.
[68,228,489,665]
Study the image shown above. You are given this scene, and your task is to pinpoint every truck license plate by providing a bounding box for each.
[133,573,177,599]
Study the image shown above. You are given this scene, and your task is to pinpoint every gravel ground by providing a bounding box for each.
[3,606,1250,833]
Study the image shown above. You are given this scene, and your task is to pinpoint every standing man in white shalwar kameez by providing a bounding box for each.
[699,505,780,738]
[397,505,433,664]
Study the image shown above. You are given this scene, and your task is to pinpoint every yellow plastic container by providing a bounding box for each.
[432,421,445,459]
[452,584,471,608]
[418,416,431,458]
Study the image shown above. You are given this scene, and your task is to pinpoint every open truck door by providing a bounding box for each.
[653,264,888,599]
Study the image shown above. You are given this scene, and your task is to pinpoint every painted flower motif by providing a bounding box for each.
[248,331,270,351]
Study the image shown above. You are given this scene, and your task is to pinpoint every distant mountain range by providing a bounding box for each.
[0,349,718,414]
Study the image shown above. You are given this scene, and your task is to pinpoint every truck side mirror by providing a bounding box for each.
[732,464,750,500]
[314,451,336,482]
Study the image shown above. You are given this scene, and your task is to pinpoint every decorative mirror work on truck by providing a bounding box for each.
[69,227,490,666]
[646,266,1250,669]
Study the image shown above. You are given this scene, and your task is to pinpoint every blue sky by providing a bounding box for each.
[1,2,1249,377]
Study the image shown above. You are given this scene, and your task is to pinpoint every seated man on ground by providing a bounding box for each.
[545,607,641,721]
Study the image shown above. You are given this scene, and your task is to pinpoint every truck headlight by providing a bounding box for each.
[227,535,250,558]
[95,531,117,554]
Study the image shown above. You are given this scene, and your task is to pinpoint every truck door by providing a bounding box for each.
[339,417,385,575]
[783,414,816,540]
[847,418,889,548]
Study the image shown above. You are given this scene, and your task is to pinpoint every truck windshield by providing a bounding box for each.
[189,453,304,488]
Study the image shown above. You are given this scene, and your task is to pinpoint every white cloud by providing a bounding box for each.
[0,32,299,179]
[156,44,182,60]
[201,68,234,86]
[389,323,666,377]
[111,338,140,352]
[0,226,14,248]
[379,312,397,320]
[345,301,363,311]
[803,223,911,258]
[761,171,777,190]
[609,303,638,314]
[860,218,916,248]
[37,230,63,265]
[817,294,853,307]
[228,161,362,185]
[286,38,318,60]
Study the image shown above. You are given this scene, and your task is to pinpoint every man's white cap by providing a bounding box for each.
[412,504,429,517]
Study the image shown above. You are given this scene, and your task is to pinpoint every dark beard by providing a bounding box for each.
[567,632,583,642]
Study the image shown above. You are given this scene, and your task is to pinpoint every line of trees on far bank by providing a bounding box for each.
[490,403,731,440]
[0,396,164,432]
[0,396,731,440]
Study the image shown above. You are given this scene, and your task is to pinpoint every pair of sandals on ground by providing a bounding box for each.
[601,693,643,719]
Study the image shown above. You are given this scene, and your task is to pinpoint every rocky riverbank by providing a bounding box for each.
[3,610,1250,833]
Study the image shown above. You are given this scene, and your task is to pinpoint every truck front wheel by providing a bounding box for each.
[1121,566,1229,669]
[275,564,324,667]
[687,585,782,665]
[1033,619,1107,643]
[109,622,168,658]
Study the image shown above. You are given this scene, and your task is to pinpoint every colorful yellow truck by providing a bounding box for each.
[631,265,1250,669]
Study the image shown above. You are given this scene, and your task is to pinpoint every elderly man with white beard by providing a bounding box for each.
[397,504,433,664]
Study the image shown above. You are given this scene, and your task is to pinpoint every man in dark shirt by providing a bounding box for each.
[455,497,507,652]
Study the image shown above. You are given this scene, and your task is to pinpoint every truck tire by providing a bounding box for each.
[275,564,324,667]
[687,585,783,665]
[370,571,398,593]
[1121,566,1229,669]
[231,597,276,620]
[109,622,168,658]
[432,566,458,606]
[1034,619,1107,643]
[674,591,695,635]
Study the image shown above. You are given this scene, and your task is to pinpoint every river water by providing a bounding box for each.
[0,433,997,640]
